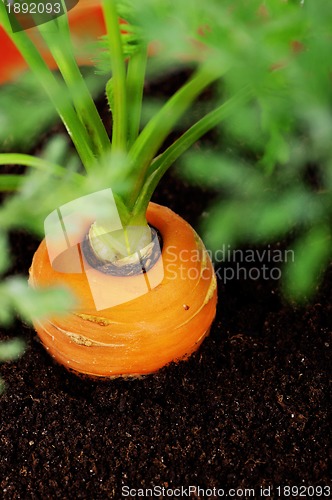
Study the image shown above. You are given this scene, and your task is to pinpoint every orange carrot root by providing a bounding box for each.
[29,203,217,377]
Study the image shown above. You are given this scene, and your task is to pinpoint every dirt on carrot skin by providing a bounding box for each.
[1,71,331,498]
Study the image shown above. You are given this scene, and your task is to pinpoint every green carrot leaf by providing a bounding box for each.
[0,339,25,363]
[283,225,331,301]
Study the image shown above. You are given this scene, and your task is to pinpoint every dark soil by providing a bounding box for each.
[1,71,331,499]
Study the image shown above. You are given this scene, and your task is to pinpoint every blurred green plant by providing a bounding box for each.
[0,70,107,151]
[0,0,330,345]
[174,0,332,299]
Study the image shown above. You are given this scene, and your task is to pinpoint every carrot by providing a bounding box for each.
[0,0,106,84]
[29,203,217,377]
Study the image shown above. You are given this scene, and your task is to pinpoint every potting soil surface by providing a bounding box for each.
[0,72,331,499]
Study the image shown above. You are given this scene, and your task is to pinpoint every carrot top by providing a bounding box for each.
[0,0,241,260]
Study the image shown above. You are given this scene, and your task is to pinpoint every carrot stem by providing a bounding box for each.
[0,3,96,172]
[38,7,111,158]
[126,44,148,148]
[127,63,227,210]
[102,0,128,152]
[0,153,84,183]
[132,86,252,218]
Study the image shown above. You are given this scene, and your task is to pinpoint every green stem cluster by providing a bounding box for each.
[103,0,128,151]
[0,0,250,251]
[0,3,99,172]
[0,154,84,191]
